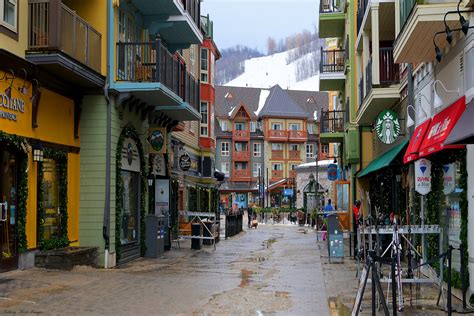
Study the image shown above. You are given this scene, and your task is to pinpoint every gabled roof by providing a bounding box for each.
[229,102,257,120]
[286,90,329,122]
[258,85,308,118]
[215,86,261,117]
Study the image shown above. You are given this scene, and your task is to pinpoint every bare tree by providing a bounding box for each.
[267,37,277,55]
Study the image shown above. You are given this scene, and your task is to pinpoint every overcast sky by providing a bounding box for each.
[201,0,319,53]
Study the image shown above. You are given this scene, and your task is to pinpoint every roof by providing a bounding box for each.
[258,85,308,118]
[286,89,329,122]
[215,86,261,117]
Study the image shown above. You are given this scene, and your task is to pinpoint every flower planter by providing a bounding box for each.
[35,246,99,270]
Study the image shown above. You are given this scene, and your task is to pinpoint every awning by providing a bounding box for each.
[403,119,431,164]
[445,99,474,145]
[358,139,409,178]
[419,96,466,157]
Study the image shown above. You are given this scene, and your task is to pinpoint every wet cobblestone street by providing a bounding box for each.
[0,223,329,315]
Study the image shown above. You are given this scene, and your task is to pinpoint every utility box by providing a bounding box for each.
[327,214,344,262]
[191,223,203,250]
[145,214,165,258]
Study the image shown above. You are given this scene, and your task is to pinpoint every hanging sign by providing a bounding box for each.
[327,164,338,181]
[121,138,140,172]
[443,163,456,195]
[375,110,401,144]
[151,154,166,176]
[148,128,166,154]
[179,153,191,171]
[415,158,431,195]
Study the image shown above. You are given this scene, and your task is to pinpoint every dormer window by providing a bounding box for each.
[225,92,234,100]
[307,96,316,103]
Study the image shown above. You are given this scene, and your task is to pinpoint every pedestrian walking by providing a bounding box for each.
[353,199,361,259]
[247,205,253,228]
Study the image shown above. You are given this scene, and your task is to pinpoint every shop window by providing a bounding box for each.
[0,149,17,263]
[41,159,60,240]
[120,170,139,244]
[0,0,17,33]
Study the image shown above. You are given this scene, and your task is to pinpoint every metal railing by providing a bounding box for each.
[28,0,102,73]
[116,39,199,109]
[180,0,201,28]
[321,110,346,133]
[357,0,369,35]
[319,0,345,13]
[379,47,400,84]
[320,48,345,73]
[288,130,307,140]
[400,0,417,33]
[366,59,372,97]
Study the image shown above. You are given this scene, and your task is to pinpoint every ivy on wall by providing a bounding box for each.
[115,124,147,261]
[37,148,69,251]
[0,131,28,252]
[426,162,444,262]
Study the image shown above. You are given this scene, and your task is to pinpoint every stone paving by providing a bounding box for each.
[0,223,329,315]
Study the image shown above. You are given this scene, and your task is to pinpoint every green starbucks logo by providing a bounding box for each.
[149,130,164,152]
[375,110,400,144]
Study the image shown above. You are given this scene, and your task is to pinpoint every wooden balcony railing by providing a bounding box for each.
[232,130,250,140]
[288,130,307,141]
[233,169,250,179]
[272,150,284,159]
[320,48,345,73]
[320,0,345,13]
[116,39,199,109]
[180,0,201,28]
[268,130,288,140]
[321,110,345,133]
[233,151,250,161]
[28,0,102,73]
[288,150,301,159]
[271,170,283,179]
[379,47,400,85]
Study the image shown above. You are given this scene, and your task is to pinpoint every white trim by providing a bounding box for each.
[0,0,18,33]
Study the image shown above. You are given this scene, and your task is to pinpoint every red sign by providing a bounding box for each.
[403,119,431,164]
[419,96,466,158]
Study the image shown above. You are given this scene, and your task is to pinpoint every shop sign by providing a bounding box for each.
[151,154,166,176]
[415,158,431,195]
[179,153,191,171]
[283,189,293,197]
[443,163,455,195]
[327,164,338,181]
[0,92,26,122]
[375,110,401,144]
[121,138,140,172]
[148,128,166,154]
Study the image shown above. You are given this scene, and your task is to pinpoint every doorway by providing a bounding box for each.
[0,148,19,272]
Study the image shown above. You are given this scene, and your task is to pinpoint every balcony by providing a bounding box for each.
[319,0,346,38]
[320,49,346,91]
[232,130,250,140]
[267,130,288,142]
[357,48,400,124]
[271,170,284,180]
[394,0,460,63]
[26,0,104,89]
[272,150,284,159]
[288,130,307,142]
[288,150,301,160]
[320,110,345,143]
[233,151,250,161]
[232,169,251,181]
[115,39,200,121]
[128,0,202,46]
[356,0,368,36]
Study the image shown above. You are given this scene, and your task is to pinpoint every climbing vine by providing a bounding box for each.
[0,131,28,252]
[426,162,443,262]
[115,124,147,261]
[37,148,69,251]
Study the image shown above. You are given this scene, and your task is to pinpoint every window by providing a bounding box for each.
[272,163,283,171]
[234,122,244,130]
[221,142,230,156]
[253,143,261,157]
[200,102,208,136]
[308,124,315,134]
[221,120,228,131]
[201,48,209,83]
[190,46,195,71]
[234,142,247,152]
[210,52,215,86]
[290,144,299,151]
[290,164,297,170]
[250,122,256,132]
[253,163,262,177]
[306,144,314,158]
[272,143,283,150]
[221,162,230,177]
[321,144,329,154]
[1,0,17,32]
[41,159,60,241]
[272,123,282,130]
[235,162,247,170]
[120,170,139,244]
[289,123,300,131]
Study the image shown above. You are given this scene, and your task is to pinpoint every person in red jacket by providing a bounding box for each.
[353,200,361,259]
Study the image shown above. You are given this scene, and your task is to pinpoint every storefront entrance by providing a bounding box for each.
[0,148,18,272]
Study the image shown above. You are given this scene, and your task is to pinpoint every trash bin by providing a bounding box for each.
[191,223,203,250]
[145,214,165,258]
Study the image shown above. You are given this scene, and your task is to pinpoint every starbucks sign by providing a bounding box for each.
[375,110,400,144]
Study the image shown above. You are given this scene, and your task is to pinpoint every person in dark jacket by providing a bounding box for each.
[247,205,253,228]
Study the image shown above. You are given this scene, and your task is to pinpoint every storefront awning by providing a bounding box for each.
[403,119,431,164]
[419,96,466,158]
[445,99,474,145]
[358,139,409,178]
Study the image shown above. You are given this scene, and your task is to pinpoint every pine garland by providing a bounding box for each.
[426,162,443,262]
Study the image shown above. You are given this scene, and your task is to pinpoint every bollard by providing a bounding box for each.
[448,246,452,316]
[460,243,467,310]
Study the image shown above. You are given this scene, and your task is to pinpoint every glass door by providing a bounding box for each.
[0,148,18,272]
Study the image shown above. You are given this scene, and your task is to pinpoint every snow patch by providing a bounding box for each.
[255,89,270,116]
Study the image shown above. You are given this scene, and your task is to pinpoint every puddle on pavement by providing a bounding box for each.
[262,238,277,249]
[328,296,351,316]
[275,291,290,298]
[239,269,256,288]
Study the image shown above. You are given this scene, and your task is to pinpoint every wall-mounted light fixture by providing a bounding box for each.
[32,142,44,162]
[147,174,154,187]
[18,69,29,95]
[406,104,416,128]
[432,79,460,109]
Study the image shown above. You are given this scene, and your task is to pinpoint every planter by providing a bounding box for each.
[35,246,99,270]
